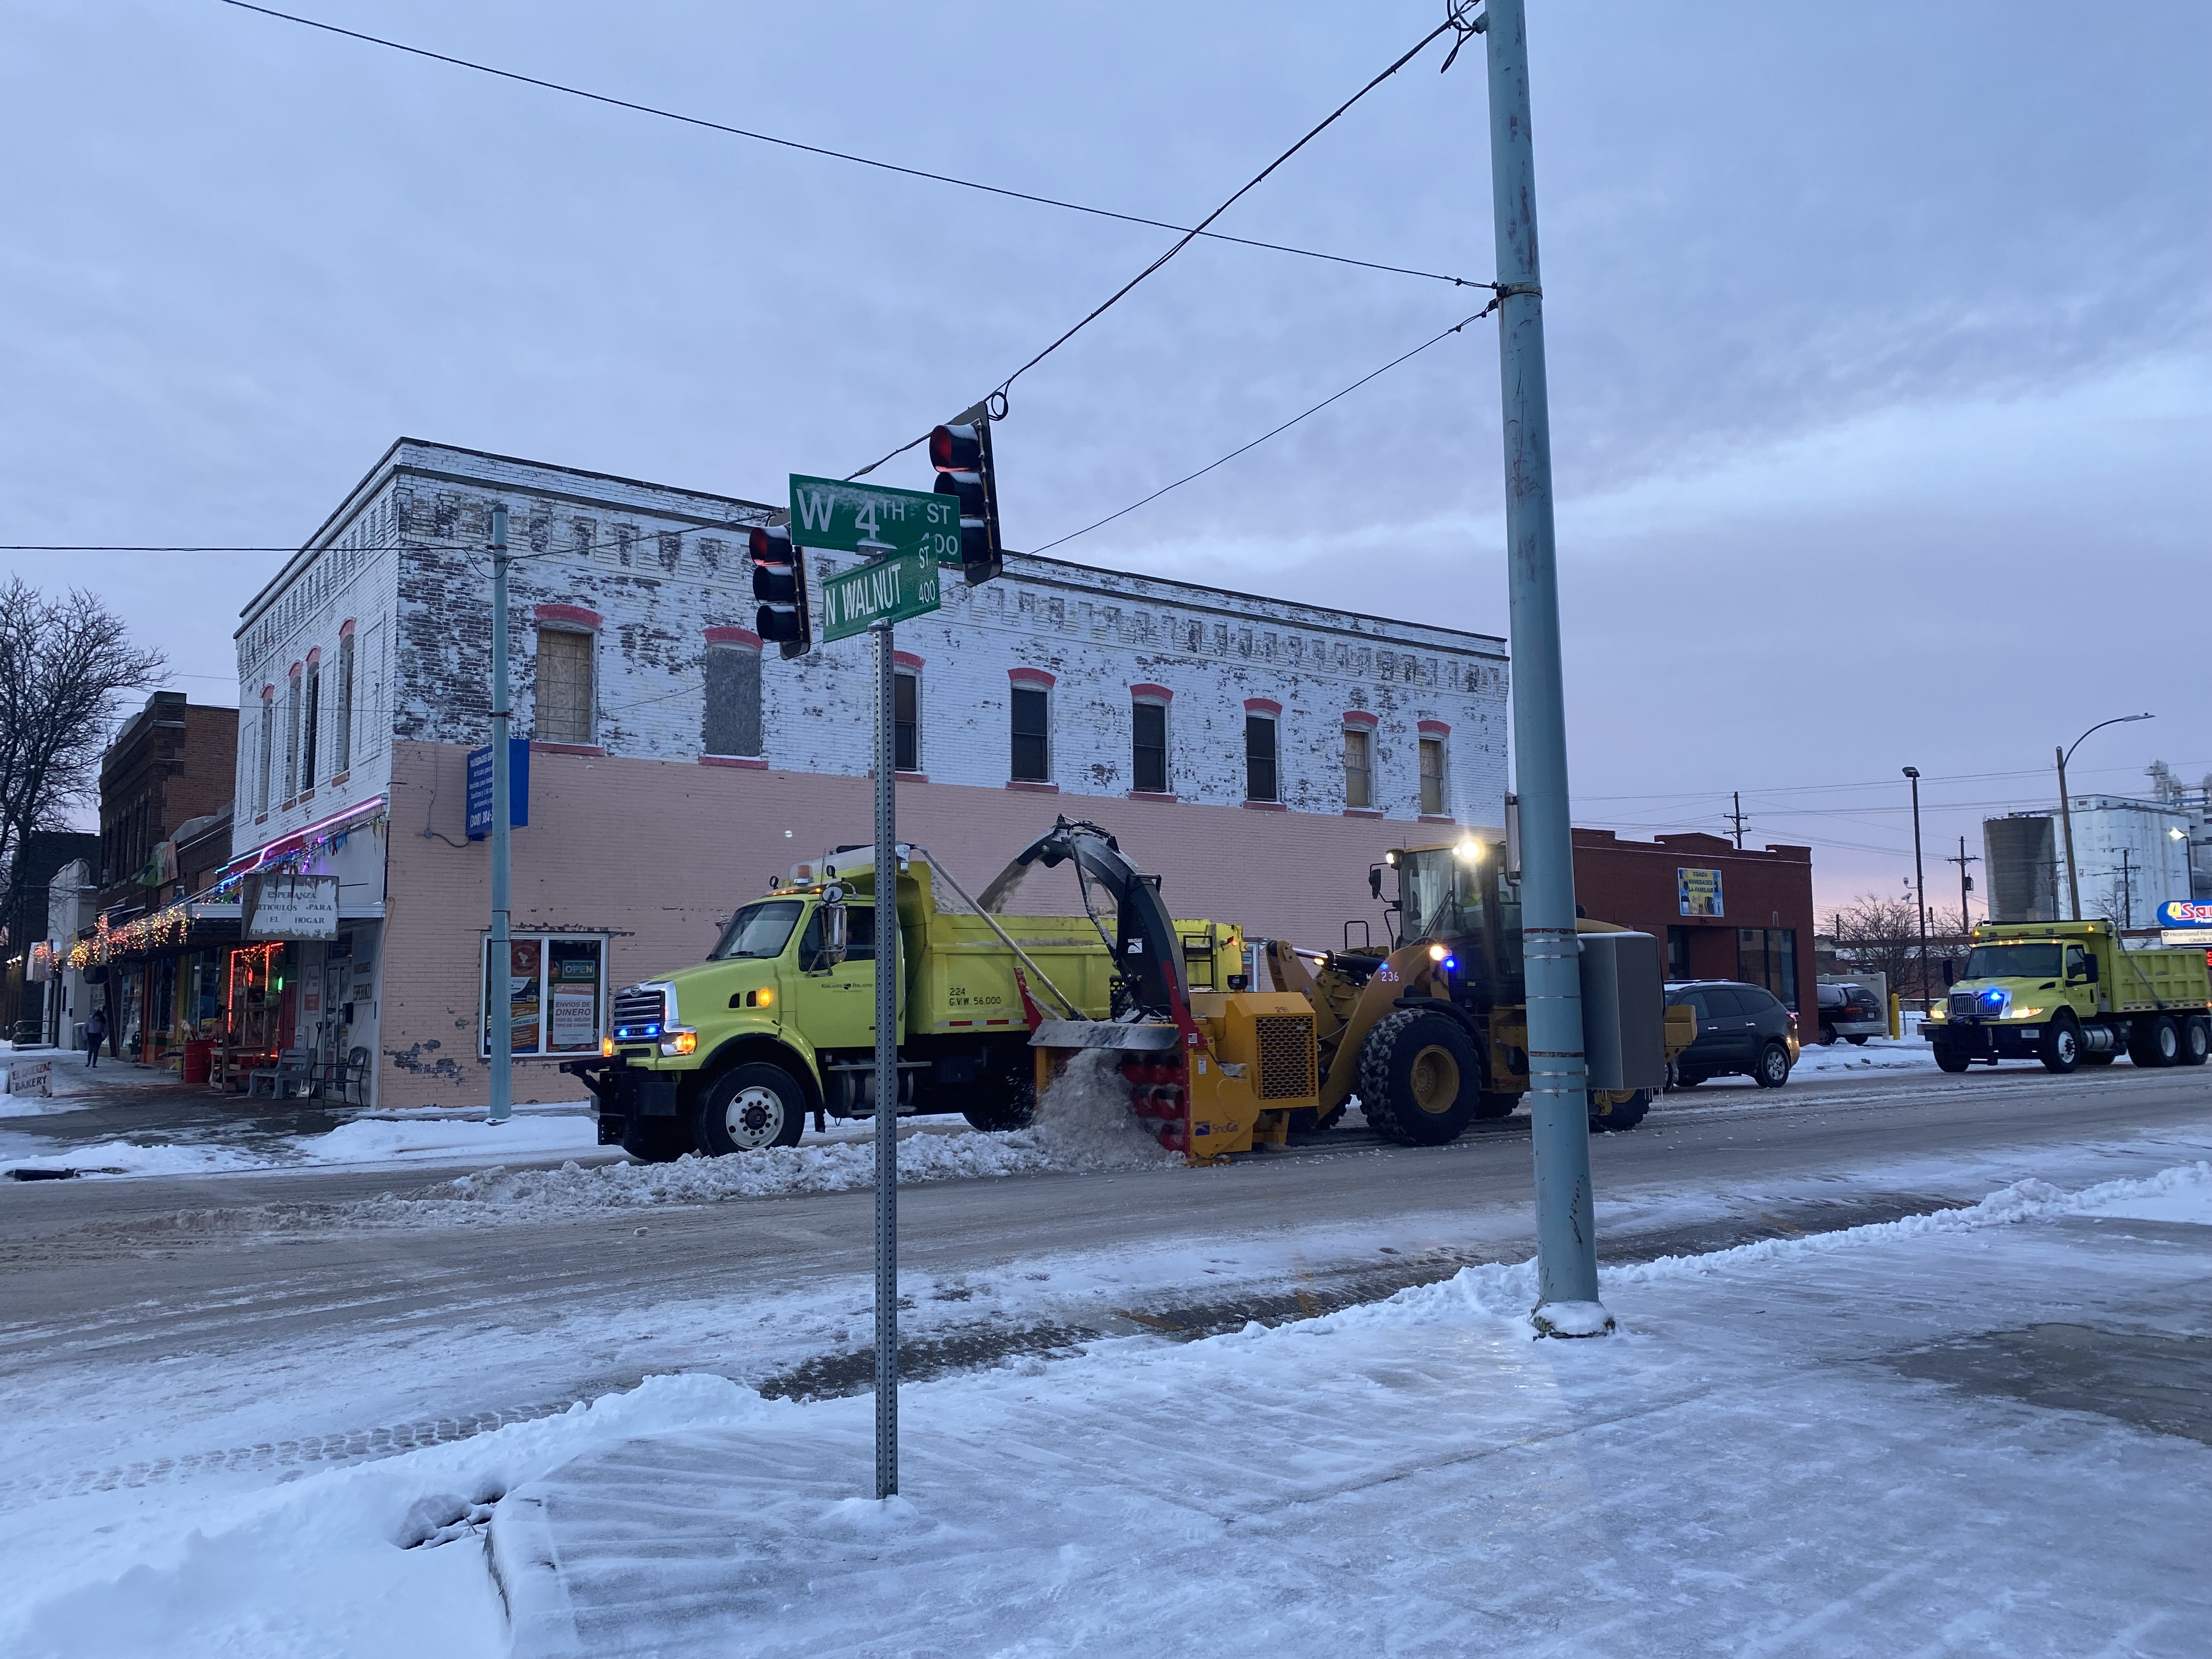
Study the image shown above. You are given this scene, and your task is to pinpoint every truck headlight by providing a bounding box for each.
[662,1029,698,1056]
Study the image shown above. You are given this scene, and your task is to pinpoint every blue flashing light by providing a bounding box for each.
[1443,957,1458,971]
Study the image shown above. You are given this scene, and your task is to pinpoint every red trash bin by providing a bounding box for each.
[182,1040,214,1086]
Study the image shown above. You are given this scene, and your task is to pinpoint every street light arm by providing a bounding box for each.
[2062,713,2154,770]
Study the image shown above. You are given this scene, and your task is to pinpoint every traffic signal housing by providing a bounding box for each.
[751,524,812,658]
[929,419,1003,585]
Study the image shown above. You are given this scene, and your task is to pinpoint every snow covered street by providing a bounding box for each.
[0,1066,2204,1657]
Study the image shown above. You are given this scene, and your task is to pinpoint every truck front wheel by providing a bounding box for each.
[1932,1040,1971,1074]
[696,1063,806,1154]
[1358,1009,1482,1147]
[2039,1014,2082,1074]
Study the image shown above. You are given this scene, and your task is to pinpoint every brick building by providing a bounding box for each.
[1571,830,1818,1022]
[87,691,241,1063]
[227,439,1513,1109]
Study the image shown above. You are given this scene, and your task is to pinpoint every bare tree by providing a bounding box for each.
[0,579,165,941]
[1830,893,1927,1003]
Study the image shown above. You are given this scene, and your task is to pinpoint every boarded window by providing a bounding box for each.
[702,642,763,757]
[1343,727,1372,809]
[537,628,595,745]
[894,672,919,773]
[1245,715,1278,804]
[256,698,274,812]
[332,634,354,775]
[1132,701,1168,794]
[301,667,321,786]
[284,674,302,799]
[1011,686,1049,782]
[1419,737,1446,815]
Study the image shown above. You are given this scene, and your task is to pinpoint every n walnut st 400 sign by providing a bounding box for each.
[820,546,940,641]
[788,475,961,562]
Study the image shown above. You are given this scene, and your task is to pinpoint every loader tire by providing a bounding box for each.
[1588,1088,1652,1132]
[1284,1103,1347,1140]
[1358,1009,1482,1147]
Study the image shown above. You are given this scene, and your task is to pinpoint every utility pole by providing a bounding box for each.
[1903,767,1928,1011]
[1481,0,1604,1335]
[1728,791,1746,850]
[1944,836,1979,938]
[2118,847,2134,929]
[871,617,900,1497]
[487,504,513,1125]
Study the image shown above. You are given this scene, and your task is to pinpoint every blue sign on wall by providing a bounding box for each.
[466,739,531,839]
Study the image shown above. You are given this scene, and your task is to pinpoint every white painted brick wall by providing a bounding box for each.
[229,441,1510,857]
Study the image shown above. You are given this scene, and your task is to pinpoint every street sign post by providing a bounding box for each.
[788,475,963,563]
[820,547,942,642]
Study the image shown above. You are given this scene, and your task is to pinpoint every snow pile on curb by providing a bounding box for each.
[0,1137,265,1178]
[1307,1161,2212,1336]
[1793,1037,1937,1075]
[383,1050,1175,1218]
[295,1114,597,1165]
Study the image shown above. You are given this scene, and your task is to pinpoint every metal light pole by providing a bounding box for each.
[488,504,513,1125]
[871,617,900,1497]
[2057,713,2154,922]
[1903,768,1927,1011]
[1482,0,1603,1333]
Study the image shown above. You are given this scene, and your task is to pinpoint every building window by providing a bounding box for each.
[1667,926,1691,981]
[301,661,321,787]
[1419,736,1447,816]
[1343,727,1373,809]
[1737,928,1799,1011]
[1011,686,1050,782]
[702,641,763,758]
[894,670,919,773]
[332,631,354,775]
[256,691,274,813]
[482,934,607,1057]
[283,672,302,799]
[1245,714,1278,803]
[536,628,596,745]
[1132,701,1169,794]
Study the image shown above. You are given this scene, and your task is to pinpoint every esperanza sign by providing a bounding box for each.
[244,873,340,940]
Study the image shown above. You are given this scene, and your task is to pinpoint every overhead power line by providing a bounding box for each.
[216,1,1477,292]
[1030,301,1499,555]
[844,13,1481,481]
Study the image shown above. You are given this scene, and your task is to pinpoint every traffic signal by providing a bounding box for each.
[751,524,812,658]
[929,419,1003,584]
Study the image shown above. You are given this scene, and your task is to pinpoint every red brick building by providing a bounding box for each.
[1572,830,1817,1023]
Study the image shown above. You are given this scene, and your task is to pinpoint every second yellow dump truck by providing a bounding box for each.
[1923,918,2211,1072]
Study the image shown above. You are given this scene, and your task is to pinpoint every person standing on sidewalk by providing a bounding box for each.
[82,1007,106,1068]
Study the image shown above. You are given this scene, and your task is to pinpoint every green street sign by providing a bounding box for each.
[789,474,962,562]
[820,546,943,642]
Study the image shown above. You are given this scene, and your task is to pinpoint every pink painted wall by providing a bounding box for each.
[377,740,1488,1108]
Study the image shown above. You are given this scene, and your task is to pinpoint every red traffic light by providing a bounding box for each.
[747,525,811,657]
[929,423,983,472]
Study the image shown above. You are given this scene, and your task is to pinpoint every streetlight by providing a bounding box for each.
[2057,714,2154,922]
[1903,768,1928,1011]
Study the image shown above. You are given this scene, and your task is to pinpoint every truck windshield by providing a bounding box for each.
[714,900,804,961]
[1963,944,2063,980]
[1397,847,1485,944]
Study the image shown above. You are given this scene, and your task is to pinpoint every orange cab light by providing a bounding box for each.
[757,988,773,1006]
[601,1037,616,1058]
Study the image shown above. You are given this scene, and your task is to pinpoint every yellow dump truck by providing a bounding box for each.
[1923,919,2211,1072]
[563,843,1243,1159]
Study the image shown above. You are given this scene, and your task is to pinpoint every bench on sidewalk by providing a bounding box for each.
[247,1049,313,1099]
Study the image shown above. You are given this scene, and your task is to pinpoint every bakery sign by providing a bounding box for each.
[244,873,340,940]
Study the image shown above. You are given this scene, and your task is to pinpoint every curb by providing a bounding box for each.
[486,1488,585,1657]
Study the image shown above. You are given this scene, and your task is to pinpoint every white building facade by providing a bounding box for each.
[230,439,1511,1108]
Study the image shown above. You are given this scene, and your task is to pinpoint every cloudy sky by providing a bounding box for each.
[3,0,2205,911]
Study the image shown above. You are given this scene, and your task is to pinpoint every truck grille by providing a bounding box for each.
[1253,1013,1317,1100]
[1948,990,1979,1020]
[612,986,667,1041]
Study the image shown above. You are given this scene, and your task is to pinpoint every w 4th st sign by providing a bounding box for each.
[820,547,941,641]
[788,475,961,562]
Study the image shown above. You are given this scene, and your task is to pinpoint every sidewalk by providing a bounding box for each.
[5,1161,2203,1658]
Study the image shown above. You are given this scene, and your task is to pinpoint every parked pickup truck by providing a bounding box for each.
[563,844,1244,1159]
[1922,919,2211,1073]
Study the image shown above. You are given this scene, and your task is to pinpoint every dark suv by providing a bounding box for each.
[1816,981,1884,1046]
[1666,981,1798,1089]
